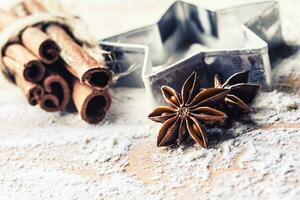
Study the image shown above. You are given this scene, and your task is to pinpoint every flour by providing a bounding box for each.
[0,0,299,200]
[254,90,298,112]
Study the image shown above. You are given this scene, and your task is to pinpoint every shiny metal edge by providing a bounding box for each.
[105,0,283,106]
[100,41,150,88]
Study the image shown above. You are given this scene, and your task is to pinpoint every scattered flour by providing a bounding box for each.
[254,90,298,112]
[0,0,299,200]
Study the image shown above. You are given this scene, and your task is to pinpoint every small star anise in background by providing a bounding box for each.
[214,71,260,114]
[148,72,229,148]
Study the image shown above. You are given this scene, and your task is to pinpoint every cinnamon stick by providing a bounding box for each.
[10,2,29,17]
[3,56,44,106]
[21,27,60,64]
[39,94,60,111]
[4,44,46,83]
[0,8,60,65]
[23,0,46,14]
[16,0,64,17]
[72,79,111,124]
[46,25,113,90]
[13,1,113,90]
[39,73,70,112]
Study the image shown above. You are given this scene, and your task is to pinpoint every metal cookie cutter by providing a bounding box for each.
[100,41,149,87]
[105,0,283,105]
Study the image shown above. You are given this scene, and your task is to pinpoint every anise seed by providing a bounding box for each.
[192,123,199,132]
[161,113,169,117]
[171,96,179,104]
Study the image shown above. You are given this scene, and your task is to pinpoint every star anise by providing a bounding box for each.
[148,72,229,148]
[214,71,260,114]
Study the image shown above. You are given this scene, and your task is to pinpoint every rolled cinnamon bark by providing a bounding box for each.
[72,79,111,124]
[21,27,60,64]
[12,1,113,90]
[46,25,113,90]
[4,44,46,83]
[23,0,46,14]
[10,2,29,17]
[39,73,70,112]
[3,56,44,106]
[39,94,60,112]
[0,8,60,65]
[16,73,44,106]
[16,0,65,17]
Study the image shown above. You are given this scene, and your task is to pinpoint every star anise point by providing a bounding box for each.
[149,72,228,148]
[214,71,260,115]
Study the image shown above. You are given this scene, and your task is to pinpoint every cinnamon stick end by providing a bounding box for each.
[40,94,60,112]
[28,85,44,106]
[39,39,60,64]
[23,60,46,83]
[42,74,71,111]
[82,68,113,90]
[81,92,111,124]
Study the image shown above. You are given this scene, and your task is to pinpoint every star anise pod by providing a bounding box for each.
[214,71,260,114]
[148,72,229,148]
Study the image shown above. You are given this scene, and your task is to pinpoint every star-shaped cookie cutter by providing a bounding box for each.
[100,41,149,87]
[105,0,283,105]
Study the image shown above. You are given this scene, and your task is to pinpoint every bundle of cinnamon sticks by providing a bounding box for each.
[0,0,113,124]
